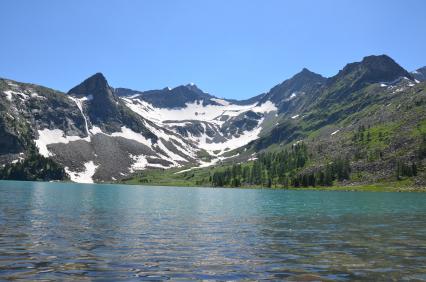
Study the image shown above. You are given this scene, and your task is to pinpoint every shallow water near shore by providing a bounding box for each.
[0,180,425,280]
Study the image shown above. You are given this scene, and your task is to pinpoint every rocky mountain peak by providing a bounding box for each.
[184,83,204,93]
[259,68,326,107]
[293,68,326,82]
[298,67,316,75]
[67,73,123,130]
[68,72,112,98]
[333,54,413,85]
[361,55,411,77]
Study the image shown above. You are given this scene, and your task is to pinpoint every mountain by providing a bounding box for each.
[0,74,202,182]
[223,55,426,187]
[68,72,119,127]
[0,72,277,183]
[116,83,221,108]
[118,84,277,157]
[246,55,421,149]
[0,54,425,187]
[259,68,326,113]
[67,73,155,135]
[412,66,426,81]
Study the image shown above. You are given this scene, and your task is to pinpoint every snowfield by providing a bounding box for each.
[122,97,277,156]
[35,128,90,157]
[65,161,98,183]
[122,97,276,125]
[111,126,153,148]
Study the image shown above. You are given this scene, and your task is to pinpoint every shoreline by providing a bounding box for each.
[1,179,425,192]
[120,182,426,192]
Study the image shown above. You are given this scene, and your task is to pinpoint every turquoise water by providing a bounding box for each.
[0,181,425,280]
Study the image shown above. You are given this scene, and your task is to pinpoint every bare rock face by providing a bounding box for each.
[68,73,122,132]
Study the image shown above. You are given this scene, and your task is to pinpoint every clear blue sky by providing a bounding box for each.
[1,0,425,99]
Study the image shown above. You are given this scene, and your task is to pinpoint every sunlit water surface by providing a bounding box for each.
[0,181,425,281]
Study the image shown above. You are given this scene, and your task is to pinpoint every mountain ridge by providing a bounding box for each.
[1,54,425,187]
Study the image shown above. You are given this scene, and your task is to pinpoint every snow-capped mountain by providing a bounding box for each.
[0,72,278,183]
[0,54,424,184]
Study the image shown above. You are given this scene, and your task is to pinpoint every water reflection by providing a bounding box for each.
[0,181,425,280]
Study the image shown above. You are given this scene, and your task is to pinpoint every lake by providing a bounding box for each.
[0,181,425,280]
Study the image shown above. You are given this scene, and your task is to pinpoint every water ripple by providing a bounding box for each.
[0,181,425,280]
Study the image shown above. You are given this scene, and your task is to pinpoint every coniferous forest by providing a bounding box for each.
[0,147,68,181]
[211,143,351,188]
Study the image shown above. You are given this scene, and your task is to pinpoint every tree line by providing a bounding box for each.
[211,143,351,188]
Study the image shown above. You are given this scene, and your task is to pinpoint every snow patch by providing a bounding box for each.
[3,90,28,101]
[252,101,277,113]
[35,129,89,157]
[331,130,340,135]
[30,92,45,99]
[69,96,90,135]
[210,98,230,106]
[130,154,148,171]
[3,91,13,101]
[147,163,170,169]
[90,126,103,135]
[291,114,299,119]
[285,92,297,101]
[176,153,239,174]
[111,127,152,148]
[65,161,98,183]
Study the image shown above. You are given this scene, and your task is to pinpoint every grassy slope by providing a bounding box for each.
[122,167,211,187]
